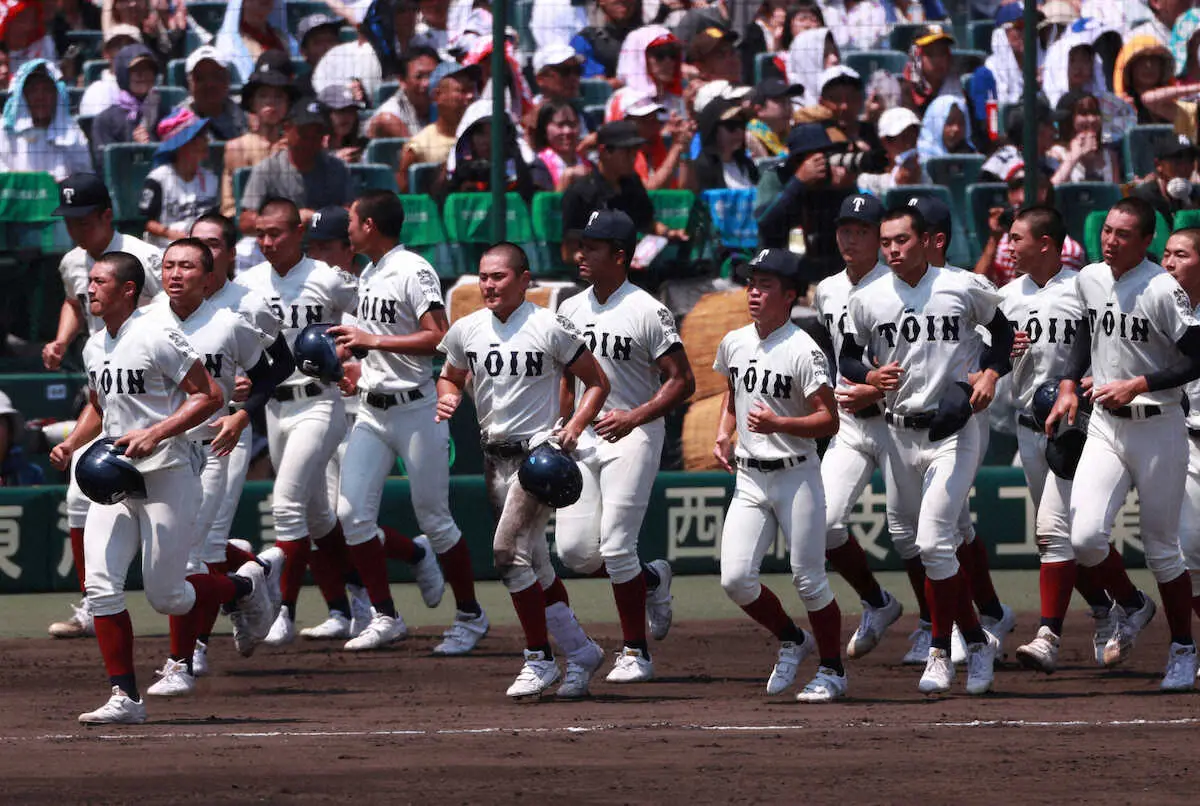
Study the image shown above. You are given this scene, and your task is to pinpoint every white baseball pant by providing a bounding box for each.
[955,415,989,545]
[186,445,232,570]
[203,426,251,552]
[84,464,202,617]
[66,436,100,529]
[719,461,834,611]
[1069,409,1188,583]
[337,395,461,551]
[266,392,346,542]
[324,409,356,517]
[485,453,556,594]
[884,418,982,581]
[1179,435,1200,597]
[1014,421,1072,563]
[555,425,662,584]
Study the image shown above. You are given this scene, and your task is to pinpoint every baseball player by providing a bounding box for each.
[841,206,1014,695]
[327,191,486,652]
[813,194,909,663]
[711,249,846,702]
[1046,198,1200,690]
[555,210,693,683]
[436,242,610,699]
[236,197,359,645]
[45,174,164,640]
[49,251,273,724]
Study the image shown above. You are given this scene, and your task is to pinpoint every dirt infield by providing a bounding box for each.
[1,612,1197,805]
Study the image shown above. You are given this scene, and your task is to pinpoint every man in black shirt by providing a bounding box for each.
[1131,134,1200,229]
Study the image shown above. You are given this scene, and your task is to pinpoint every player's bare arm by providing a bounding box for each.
[834,381,884,413]
[328,308,450,356]
[747,385,840,439]
[561,350,610,452]
[117,361,223,458]
[712,384,736,473]
[44,298,85,370]
[435,362,469,422]
[49,391,104,471]
[595,346,695,443]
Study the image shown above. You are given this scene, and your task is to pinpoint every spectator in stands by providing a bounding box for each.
[169,46,247,143]
[573,0,642,80]
[0,1,56,73]
[622,94,692,190]
[0,391,42,488]
[917,95,975,160]
[416,0,451,51]
[974,170,1084,287]
[822,0,886,53]
[531,0,587,50]
[312,19,383,107]
[528,44,589,138]
[787,27,838,107]
[688,25,743,84]
[298,13,344,75]
[1043,27,1139,143]
[51,0,102,62]
[320,83,367,165]
[78,24,141,119]
[674,0,735,44]
[138,109,219,248]
[190,212,239,281]
[1048,90,1122,183]
[1131,0,1189,47]
[900,24,962,117]
[103,0,187,65]
[747,78,802,159]
[460,34,535,121]
[968,4,1037,140]
[214,0,299,84]
[305,205,358,273]
[982,102,1062,184]
[434,99,535,203]
[740,0,789,82]
[1139,9,1200,125]
[885,0,948,22]
[369,45,439,138]
[1131,134,1200,228]
[530,100,593,192]
[0,59,91,180]
[1114,34,1178,123]
[393,0,424,54]
[88,43,163,168]
[613,26,686,119]
[805,66,883,186]
[689,97,758,191]
[239,96,354,234]
[398,61,478,192]
[856,106,923,196]
[221,51,295,218]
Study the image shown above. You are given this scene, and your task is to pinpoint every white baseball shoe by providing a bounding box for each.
[230,560,273,657]
[965,632,1000,695]
[433,608,490,655]
[412,535,445,608]
[903,621,933,665]
[950,625,968,664]
[846,591,903,659]
[347,584,372,637]
[264,605,297,646]
[49,598,94,639]
[557,640,605,699]
[191,640,209,678]
[344,608,408,651]
[646,559,674,640]
[78,687,146,725]
[1103,594,1157,667]
[146,658,196,697]
[605,647,654,683]
[506,650,561,699]
[1015,626,1060,674]
[797,666,848,703]
[918,648,954,694]
[981,603,1017,657]
[1161,642,1198,691]
[766,632,813,695]
[299,611,351,640]
[256,545,284,618]
[1090,603,1115,665]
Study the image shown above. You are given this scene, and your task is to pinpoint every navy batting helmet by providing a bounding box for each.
[518,444,584,508]
[294,323,343,383]
[75,438,146,505]
[1031,379,1061,430]
[1046,407,1091,480]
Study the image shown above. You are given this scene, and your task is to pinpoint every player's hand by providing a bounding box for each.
[747,402,780,434]
[435,392,461,422]
[42,340,67,370]
[232,375,251,403]
[1080,376,1094,396]
[834,382,884,413]
[115,428,160,459]
[1045,387,1078,435]
[969,370,998,412]
[1091,377,1149,410]
[713,432,735,473]
[209,410,250,456]
[49,442,74,471]
[866,361,903,391]
[328,324,376,353]
[595,409,639,442]
[1010,330,1030,358]
[338,361,361,396]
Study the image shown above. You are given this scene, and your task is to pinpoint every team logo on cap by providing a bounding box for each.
[852,197,866,211]
[907,198,918,207]
[588,211,600,226]
[63,188,76,204]
[751,249,769,265]
[311,212,322,227]
[308,102,321,114]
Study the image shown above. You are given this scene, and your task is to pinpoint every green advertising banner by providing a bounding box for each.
[0,469,1153,594]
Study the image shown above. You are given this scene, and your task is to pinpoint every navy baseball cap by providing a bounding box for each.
[581,209,637,249]
[786,122,847,157]
[54,173,113,218]
[745,248,802,280]
[307,207,350,241]
[429,61,480,96]
[908,195,952,236]
[837,193,884,226]
[598,120,646,149]
[928,381,973,441]
[288,95,330,129]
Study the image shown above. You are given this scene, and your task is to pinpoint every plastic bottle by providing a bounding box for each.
[986,89,999,142]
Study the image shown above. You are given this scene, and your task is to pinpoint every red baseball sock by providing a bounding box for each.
[348,539,393,608]
[94,610,136,679]
[905,557,930,621]
[1073,563,1112,609]
[962,537,1001,613]
[1193,595,1200,621]
[69,527,86,592]
[437,538,478,609]
[611,575,648,647]
[925,574,959,644]
[1091,545,1139,604]
[380,525,418,563]
[953,568,983,634]
[277,539,312,614]
[826,538,883,604]
[308,547,349,608]
[543,576,570,607]
[1157,572,1195,643]
[1040,560,1076,624]
[741,586,797,641]
[314,522,353,575]
[510,584,549,651]
[170,574,237,662]
[806,599,842,662]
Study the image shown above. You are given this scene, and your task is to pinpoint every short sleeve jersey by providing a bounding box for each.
[137,164,220,249]
[813,263,888,391]
[438,301,586,442]
[83,309,200,472]
[356,246,445,396]
[235,257,359,388]
[59,232,163,334]
[206,278,283,343]
[713,322,830,461]
[998,268,1085,412]
[846,265,1003,415]
[1076,259,1200,407]
[556,280,681,430]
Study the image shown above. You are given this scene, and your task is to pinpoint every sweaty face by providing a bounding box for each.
[746,271,795,323]
[478,253,529,315]
[161,245,210,306]
[1100,209,1153,270]
[576,238,623,282]
[190,220,234,282]
[87,264,131,317]
[879,218,927,274]
[256,207,306,269]
[306,238,355,271]
[836,220,880,268]
[1006,218,1043,275]
[1164,233,1200,293]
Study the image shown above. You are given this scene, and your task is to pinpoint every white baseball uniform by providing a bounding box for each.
[846,265,1003,580]
[81,309,206,617]
[236,257,357,542]
[1069,259,1194,582]
[554,281,681,584]
[998,268,1083,562]
[336,247,462,552]
[438,300,586,594]
[1180,316,1200,598]
[712,322,835,611]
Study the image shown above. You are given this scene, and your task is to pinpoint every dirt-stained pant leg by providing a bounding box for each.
[486,454,555,594]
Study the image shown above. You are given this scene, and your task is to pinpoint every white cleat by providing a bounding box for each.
[846,591,903,659]
[766,631,813,695]
[433,609,490,655]
[1161,642,1198,691]
[230,560,273,657]
[919,648,954,694]
[256,546,284,618]
[49,598,95,639]
[412,535,446,608]
[146,658,196,697]
[78,686,146,725]
[903,621,933,665]
[950,625,968,665]
[557,640,605,699]
[343,608,408,651]
[604,647,654,684]
[981,603,1017,657]
[191,640,209,678]
[347,585,372,637]
[1090,604,1115,665]
[264,605,298,646]
[965,632,1000,695]
[506,650,561,699]
[1015,626,1060,674]
[1103,595,1157,667]
[646,559,674,640]
[797,666,848,703]
[299,611,351,640]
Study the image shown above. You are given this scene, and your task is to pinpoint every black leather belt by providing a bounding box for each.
[1110,404,1162,420]
[482,440,528,458]
[885,410,935,429]
[736,456,807,471]
[856,402,883,419]
[1189,427,1200,438]
[364,388,424,409]
[272,381,323,402]
[1017,413,1040,431]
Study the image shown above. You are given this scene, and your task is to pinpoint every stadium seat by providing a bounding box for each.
[513,0,536,52]
[442,193,541,275]
[189,1,226,34]
[883,185,973,266]
[580,78,614,107]
[844,50,908,78]
[364,138,409,166]
[529,192,575,277]
[1055,182,1123,244]
[1084,208,1170,262]
[1123,124,1174,182]
[67,87,85,115]
[82,60,109,84]
[101,144,158,226]
[966,181,1008,249]
[924,154,985,212]
[582,104,606,131]
[375,81,400,108]
[349,163,400,195]
[408,161,443,195]
[889,23,931,52]
[1175,209,1200,230]
[397,194,457,279]
[954,49,987,74]
[754,52,784,84]
[205,141,225,177]
[967,20,995,52]
[65,30,104,60]
[156,86,188,116]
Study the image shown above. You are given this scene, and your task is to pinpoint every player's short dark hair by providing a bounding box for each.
[259,196,302,228]
[481,241,530,275]
[166,237,215,273]
[97,251,145,297]
[881,207,927,236]
[1015,205,1066,249]
[1108,197,1157,238]
[1170,226,1200,253]
[354,190,405,239]
[398,45,439,77]
[191,212,237,250]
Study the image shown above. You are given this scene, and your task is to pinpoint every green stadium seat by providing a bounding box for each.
[513,0,536,51]
[924,154,985,212]
[844,50,908,78]
[530,192,575,277]
[65,30,104,60]
[375,81,400,108]
[1085,208,1170,262]
[1123,124,1174,182]
[364,138,409,166]
[966,181,1008,249]
[205,141,225,177]
[188,2,226,33]
[156,86,188,116]
[1175,209,1200,230]
[67,87,85,115]
[582,104,606,131]
[754,52,784,84]
[882,185,973,266]
[101,144,158,225]
[408,161,443,195]
[954,49,987,74]
[83,59,109,84]
[580,79,614,108]
[967,20,995,52]
[1055,182,1123,244]
[397,194,457,279]
[442,193,541,275]
[649,189,695,231]
[349,163,400,194]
